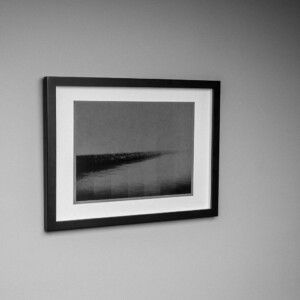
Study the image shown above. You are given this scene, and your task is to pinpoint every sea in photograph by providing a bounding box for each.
[76,151,193,202]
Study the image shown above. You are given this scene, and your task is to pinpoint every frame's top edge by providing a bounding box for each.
[44,76,220,89]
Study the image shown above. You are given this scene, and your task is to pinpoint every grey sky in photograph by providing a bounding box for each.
[74,101,194,155]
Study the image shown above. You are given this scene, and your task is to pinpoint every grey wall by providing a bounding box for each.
[1,0,299,299]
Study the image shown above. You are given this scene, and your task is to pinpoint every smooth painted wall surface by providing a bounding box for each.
[1,0,299,299]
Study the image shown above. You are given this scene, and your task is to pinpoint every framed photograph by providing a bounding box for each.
[44,77,220,231]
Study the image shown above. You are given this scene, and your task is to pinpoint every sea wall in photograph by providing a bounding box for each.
[76,151,175,174]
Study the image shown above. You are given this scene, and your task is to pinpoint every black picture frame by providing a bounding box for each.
[44,77,220,231]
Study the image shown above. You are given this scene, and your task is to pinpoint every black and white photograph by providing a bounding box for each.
[44,77,220,231]
[74,101,194,203]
